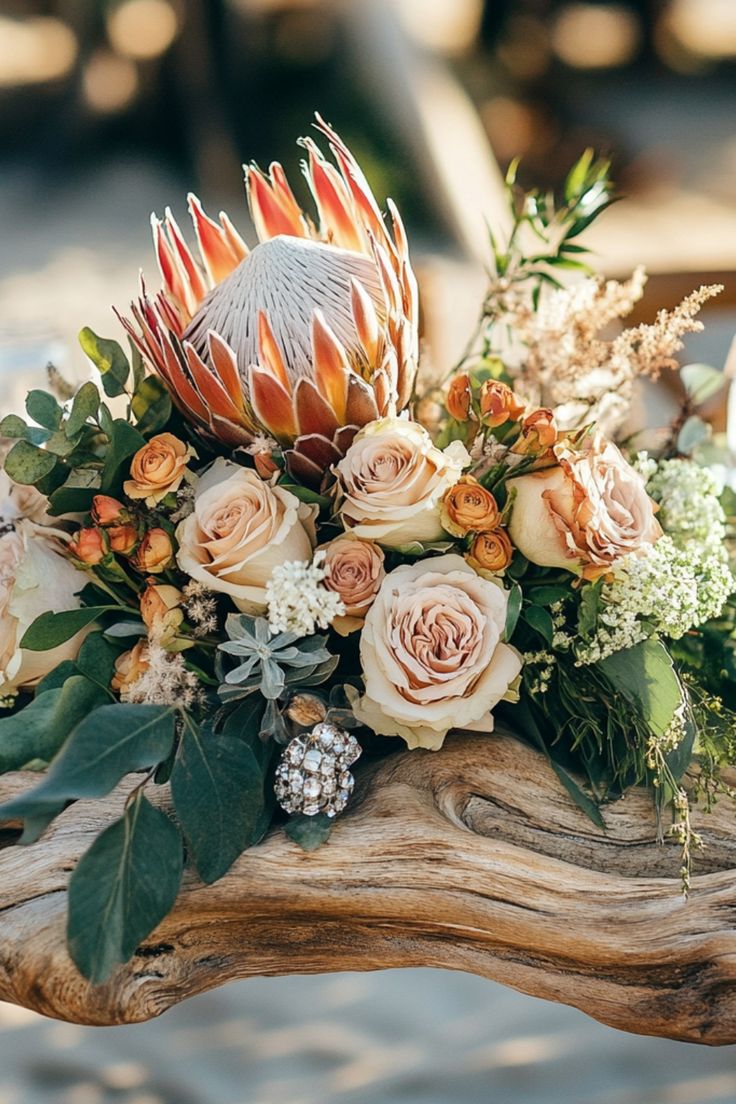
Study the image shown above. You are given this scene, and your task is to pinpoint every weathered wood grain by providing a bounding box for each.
[0,730,735,1043]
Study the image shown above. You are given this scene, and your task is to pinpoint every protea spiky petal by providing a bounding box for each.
[120,115,420,486]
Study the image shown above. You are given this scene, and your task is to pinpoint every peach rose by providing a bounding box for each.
[334,417,470,548]
[321,534,385,635]
[508,433,662,577]
[441,476,501,538]
[134,528,174,574]
[511,408,558,455]
[91,495,128,526]
[446,373,472,421]
[467,528,513,575]
[176,459,316,613]
[69,527,106,565]
[479,380,525,427]
[140,579,183,644]
[107,524,138,555]
[124,433,193,506]
[354,553,522,750]
[111,640,150,695]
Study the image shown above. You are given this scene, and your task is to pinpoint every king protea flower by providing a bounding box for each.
[117,115,418,487]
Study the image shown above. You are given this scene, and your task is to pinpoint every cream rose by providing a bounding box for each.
[333,417,469,548]
[176,459,316,613]
[354,553,522,750]
[321,534,385,635]
[0,521,86,699]
[508,433,662,577]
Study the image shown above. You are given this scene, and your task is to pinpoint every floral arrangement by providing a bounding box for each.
[1,119,735,985]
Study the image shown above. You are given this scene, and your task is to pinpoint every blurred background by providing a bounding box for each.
[1,0,735,1100]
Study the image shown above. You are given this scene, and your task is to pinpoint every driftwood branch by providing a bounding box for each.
[1,731,735,1043]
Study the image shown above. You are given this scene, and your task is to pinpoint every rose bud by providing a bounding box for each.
[467,528,514,575]
[68,527,107,565]
[123,432,193,507]
[479,380,525,428]
[91,495,128,526]
[446,373,473,422]
[107,524,139,555]
[134,528,174,574]
[441,476,501,538]
[286,693,328,727]
[140,578,184,644]
[111,640,149,695]
[511,408,558,455]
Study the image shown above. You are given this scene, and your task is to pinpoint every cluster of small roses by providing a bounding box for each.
[66,432,194,575]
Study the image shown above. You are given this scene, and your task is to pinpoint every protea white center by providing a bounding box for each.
[184,236,384,382]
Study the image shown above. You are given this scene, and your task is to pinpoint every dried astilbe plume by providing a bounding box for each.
[507,267,722,435]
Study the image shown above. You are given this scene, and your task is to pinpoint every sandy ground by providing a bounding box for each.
[2,156,736,1104]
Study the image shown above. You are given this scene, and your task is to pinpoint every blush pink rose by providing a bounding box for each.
[508,433,662,578]
[353,553,521,749]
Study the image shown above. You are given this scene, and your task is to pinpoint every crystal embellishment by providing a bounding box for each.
[274,722,362,818]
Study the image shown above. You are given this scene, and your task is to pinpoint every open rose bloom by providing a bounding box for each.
[3,122,735,977]
[354,555,522,749]
[509,433,662,577]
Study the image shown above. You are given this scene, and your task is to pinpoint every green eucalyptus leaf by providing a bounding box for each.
[101,420,146,494]
[47,485,98,515]
[677,415,710,456]
[79,328,130,398]
[26,390,62,431]
[0,676,107,773]
[0,414,48,444]
[67,791,183,983]
[131,376,172,436]
[170,718,266,883]
[66,381,100,437]
[528,585,570,606]
[680,363,724,406]
[285,812,332,851]
[4,440,57,486]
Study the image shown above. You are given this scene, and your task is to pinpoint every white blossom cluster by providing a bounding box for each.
[576,458,734,665]
[646,458,725,547]
[523,650,556,694]
[266,552,345,637]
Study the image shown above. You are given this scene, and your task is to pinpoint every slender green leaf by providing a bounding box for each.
[67,791,183,983]
[20,608,112,651]
[0,704,176,842]
[523,605,554,646]
[171,718,266,883]
[504,584,522,641]
[550,761,606,829]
